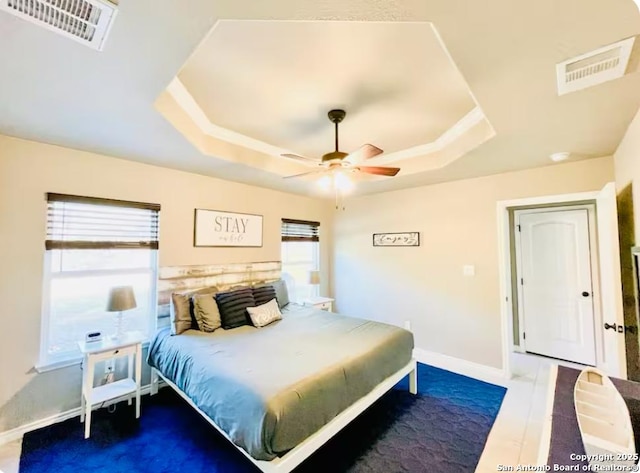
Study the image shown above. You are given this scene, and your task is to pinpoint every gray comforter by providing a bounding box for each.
[147,305,413,460]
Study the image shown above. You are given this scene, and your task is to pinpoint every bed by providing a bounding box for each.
[148,262,416,473]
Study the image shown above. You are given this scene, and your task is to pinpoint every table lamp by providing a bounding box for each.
[308,270,320,296]
[107,286,137,339]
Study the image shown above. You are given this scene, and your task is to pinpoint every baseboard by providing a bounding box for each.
[413,348,507,386]
[0,382,164,446]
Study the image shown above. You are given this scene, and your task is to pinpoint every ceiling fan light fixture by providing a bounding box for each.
[316,170,354,194]
[549,151,571,162]
[334,170,355,193]
[317,174,333,191]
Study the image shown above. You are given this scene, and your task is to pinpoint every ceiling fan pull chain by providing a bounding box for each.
[334,184,346,211]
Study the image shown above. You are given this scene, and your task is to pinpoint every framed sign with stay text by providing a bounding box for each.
[194,209,263,247]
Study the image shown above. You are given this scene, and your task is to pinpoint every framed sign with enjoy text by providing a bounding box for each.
[194,209,263,247]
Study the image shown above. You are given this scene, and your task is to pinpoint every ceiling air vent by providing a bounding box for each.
[0,0,118,51]
[556,37,635,96]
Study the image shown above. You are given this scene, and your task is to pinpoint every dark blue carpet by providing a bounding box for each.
[20,364,506,473]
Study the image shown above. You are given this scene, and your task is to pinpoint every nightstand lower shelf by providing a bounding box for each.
[88,379,137,405]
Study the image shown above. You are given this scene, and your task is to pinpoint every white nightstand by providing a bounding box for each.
[78,331,143,439]
[304,296,334,312]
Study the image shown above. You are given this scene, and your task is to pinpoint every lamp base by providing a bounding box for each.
[112,311,124,340]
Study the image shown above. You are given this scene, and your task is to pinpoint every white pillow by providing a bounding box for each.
[247,298,282,328]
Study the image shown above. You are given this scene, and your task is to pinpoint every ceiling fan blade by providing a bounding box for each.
[281,153,319,163]
[283,170,325,179]
[345,144,383,164]
[356,166,400,177]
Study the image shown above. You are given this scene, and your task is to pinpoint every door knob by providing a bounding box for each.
[581,291,590,297]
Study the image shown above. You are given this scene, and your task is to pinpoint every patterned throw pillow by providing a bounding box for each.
[253,285,277,306]
[247,298,282,328]
[215,287,256,329]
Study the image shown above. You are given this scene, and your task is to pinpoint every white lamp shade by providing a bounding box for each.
[308,270,321,285]
[107,286,137,312]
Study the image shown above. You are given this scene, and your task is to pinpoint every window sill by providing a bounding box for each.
[35,357,82,373]
[35,340,151,373]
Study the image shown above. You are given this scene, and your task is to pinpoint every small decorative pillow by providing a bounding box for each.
[253,285,277,306]
[215,287,256,329]
[191,293,222,332]
[271,280,290,309]
[170,292,193,335]
[247,298,282,328]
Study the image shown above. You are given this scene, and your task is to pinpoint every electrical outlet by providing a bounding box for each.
[102,371,115,385]
[102,359,115,384]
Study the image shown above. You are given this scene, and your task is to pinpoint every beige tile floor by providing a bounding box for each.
[0,354,558,473]
[476,364,549,472]
[476,352,590,472]
[0,438,20,473]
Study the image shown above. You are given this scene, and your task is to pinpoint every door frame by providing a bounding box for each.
[497,183,626,379]
[513,205,600,363]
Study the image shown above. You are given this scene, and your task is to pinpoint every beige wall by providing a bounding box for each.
[0,130,619,433]
[614,106,640,380]
[332,156,615,369]
[615,107,640,242]
[0,134,333,432]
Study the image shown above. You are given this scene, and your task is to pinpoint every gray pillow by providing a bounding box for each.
[192,293,222,332]
[170,292,192,335]
[271,279,290,309]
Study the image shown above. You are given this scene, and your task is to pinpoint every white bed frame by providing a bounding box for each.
[153,261,418,472]
[151,359,417,473]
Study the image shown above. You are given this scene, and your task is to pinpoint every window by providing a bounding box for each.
[40,193,160,368]
[281,219,320,303]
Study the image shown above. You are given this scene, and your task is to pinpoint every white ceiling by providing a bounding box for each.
[179,21,477,158]
[0,0,639,197]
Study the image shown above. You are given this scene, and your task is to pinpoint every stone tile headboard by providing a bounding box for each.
[157,261,281,320]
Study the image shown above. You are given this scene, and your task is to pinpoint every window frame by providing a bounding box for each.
[280,219,321,303]
[38,194,160,371]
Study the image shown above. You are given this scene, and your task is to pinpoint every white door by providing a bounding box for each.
[595,183,626,378]
[517,209,596,365]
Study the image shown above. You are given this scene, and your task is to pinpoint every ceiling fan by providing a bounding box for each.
[282,109,400,179]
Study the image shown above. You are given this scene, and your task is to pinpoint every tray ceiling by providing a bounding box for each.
[160,20,495,178]
[0,0,639,197]
[179,21,478,157]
